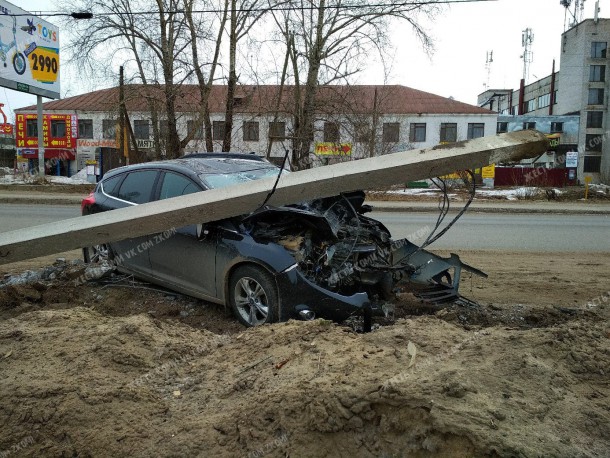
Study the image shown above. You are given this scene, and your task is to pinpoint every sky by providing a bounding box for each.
[0,0,602,121]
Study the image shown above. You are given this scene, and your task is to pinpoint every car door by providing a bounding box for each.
[146,171,218,300]
[106,169,160,276]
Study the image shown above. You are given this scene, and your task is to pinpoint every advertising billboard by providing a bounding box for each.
[314,142,352,156]
[0,0,60,99]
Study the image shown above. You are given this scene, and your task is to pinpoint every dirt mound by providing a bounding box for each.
[1,251,609,456]
[0,302,608,457]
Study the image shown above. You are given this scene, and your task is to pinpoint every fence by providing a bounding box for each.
[494,167,570,187]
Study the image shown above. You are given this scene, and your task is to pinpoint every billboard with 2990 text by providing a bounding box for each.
[0,0,60,99]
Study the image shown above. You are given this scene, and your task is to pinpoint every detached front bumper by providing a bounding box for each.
[275,265,385,322]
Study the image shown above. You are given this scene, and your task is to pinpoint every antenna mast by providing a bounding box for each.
[521,28,534,83]
[561,0,587,30]
[484,50,493,89]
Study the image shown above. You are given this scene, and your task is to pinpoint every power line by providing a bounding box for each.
[15,0,497,18]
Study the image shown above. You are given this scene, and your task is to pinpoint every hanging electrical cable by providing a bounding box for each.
[421,170,476,248]
[258,146,290,209]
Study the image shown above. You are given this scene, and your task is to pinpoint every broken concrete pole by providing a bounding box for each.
[0,130,548,265]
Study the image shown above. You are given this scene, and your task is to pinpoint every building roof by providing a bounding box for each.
[16,84,493,116]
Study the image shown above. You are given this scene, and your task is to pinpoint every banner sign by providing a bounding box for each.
[546,133,560,148]
[315,142,352,156]
[15,113,77,149]
[0,1,60,99]
[566,151,578,168]
[481,164,495,179]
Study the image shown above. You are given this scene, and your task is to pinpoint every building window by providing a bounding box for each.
[537,93,551,108]
[586,111,603,128]
[590,65,606,82]
[467,123,485,139]
[511,106,518,115]
[591,41,607,58]
[186,120,204,139]
[212,121,225,140]
[134,120,150,139]
[550,122,563,133]
[584,155,602,173]
[78,119,93,139]
[323,122,339,142]
[522,122,536,130]
[26,119,37,137]
[354,122,371,143]
[268,121,286,140]
[409,123,426,142]
[243,121,259,142]
[523,99,535,113]
[553,90,558,104]
[588,88,604,105]
[496,122,508,133]
[102,119,116,139]
[50,120,66,138]
[382,122,399,143]
[586,134,603,152]
[439,123,457,142]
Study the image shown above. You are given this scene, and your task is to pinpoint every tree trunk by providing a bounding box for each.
[223,0,238,152]
[292,0,325,170]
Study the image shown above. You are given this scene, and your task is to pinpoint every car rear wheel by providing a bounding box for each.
[229,265,279,327]
[83,244,112,264]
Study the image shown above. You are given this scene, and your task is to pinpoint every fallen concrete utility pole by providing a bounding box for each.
[0,130,548,265]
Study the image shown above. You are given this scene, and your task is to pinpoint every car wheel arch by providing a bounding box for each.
[223,260,279,305]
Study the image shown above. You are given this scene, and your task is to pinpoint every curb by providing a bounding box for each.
[1,195,609,215]
[369,204,610,215]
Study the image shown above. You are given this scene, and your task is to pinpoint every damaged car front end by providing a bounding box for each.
[241,191,487,326]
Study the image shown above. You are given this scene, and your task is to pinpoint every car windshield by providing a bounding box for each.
[200,166,285,189]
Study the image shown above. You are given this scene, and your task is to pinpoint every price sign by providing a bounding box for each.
[28,46,59,84]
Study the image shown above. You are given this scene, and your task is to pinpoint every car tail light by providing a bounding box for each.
[81,192,95,214]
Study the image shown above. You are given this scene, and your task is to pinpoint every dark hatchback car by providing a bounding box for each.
[81,153,484,328]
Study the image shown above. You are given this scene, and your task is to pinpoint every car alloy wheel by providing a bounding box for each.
[229,265,278,327]
[83,244,111,264]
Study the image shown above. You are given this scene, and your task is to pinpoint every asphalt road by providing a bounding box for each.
[370,211,610,252]
[0,204,608,252]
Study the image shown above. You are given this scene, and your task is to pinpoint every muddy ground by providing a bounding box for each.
[0,249,608,457]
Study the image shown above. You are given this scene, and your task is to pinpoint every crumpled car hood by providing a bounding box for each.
[241,191,486,306]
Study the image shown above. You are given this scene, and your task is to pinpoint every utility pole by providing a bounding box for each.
[37,95,44,176]
[119,66,128,165]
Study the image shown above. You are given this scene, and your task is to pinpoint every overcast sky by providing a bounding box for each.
[1,0,601,120]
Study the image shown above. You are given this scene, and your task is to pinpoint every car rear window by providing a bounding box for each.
[117,170,158,204]
[101,174,124,198]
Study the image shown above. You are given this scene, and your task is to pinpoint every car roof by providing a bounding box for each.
[101,152,276,181]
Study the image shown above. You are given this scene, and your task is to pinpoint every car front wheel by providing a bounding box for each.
[229,265,279,327]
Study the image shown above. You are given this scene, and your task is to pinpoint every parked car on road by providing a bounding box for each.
[81,153,485,328]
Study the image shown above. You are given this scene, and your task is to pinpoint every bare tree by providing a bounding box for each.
[221,0,278,151]
[63,0,211,158]
[183,0,229,151]
[271,0,439,169]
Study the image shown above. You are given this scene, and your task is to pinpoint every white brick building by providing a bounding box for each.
[16,84,496,176]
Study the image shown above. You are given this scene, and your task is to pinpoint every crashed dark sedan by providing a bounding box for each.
[81,153,485,328]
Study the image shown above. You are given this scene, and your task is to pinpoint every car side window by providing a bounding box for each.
[101,174,124,198]
[117,170,158,204]
[159,172,201,199]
